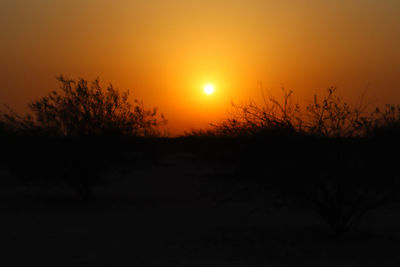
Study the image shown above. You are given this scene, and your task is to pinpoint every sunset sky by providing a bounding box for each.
[1,0,399,135]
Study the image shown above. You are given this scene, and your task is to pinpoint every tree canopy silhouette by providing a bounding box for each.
[2,76,166,137]
[186,88,400,235]
[0,76,167,200]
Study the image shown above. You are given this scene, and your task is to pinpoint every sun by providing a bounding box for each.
[204,84,215,95]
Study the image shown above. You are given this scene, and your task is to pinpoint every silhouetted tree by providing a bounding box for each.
[269,138,400,235]
[199,88,400,235]
[25,76,166,136]
[1,76,166,200]
[304,87,373,137]
[207,87,373,138]
[206,88,301,137]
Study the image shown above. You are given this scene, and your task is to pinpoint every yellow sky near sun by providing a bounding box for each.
[0,0,400,134]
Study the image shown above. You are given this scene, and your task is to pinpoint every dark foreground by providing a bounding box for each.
[0,159,399,267]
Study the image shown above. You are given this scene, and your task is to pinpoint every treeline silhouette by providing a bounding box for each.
[1,78,400,235]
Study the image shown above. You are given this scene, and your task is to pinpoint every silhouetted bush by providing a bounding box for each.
[1,76,166,200]
[272,138,399,235]
[192,88,400,235]
[204,87,375,138]
[201,88,301,138]
[2,76,166,137]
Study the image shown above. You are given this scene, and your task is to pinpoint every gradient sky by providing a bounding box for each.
[1,0,399,135]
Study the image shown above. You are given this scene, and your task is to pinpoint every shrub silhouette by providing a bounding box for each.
[273,137,400,235]
[205,87,374,138]
[31,76,165,136]
[198,88,400,235]
[203,88,301,137]
[1,76,166,200]
[304,88,370,137]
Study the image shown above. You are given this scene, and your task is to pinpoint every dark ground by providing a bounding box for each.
[0,153,399,267]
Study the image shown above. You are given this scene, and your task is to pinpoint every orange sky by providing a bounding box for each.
[1,0,399,135]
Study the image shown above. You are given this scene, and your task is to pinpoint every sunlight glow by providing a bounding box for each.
[204,84,215,95]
